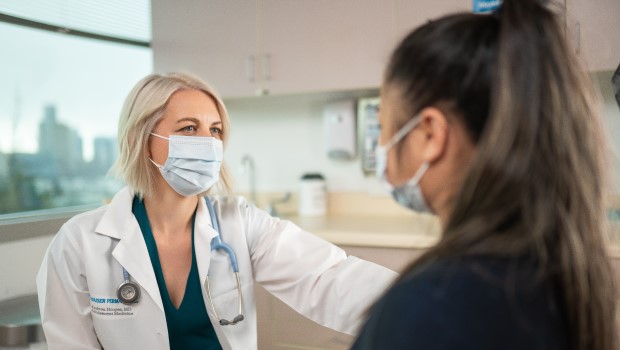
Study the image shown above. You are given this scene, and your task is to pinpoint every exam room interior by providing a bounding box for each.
[1,0,620,348]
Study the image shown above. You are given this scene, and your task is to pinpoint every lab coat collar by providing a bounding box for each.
[94,187,219,312]
[95,187,164,311]
[94,187,133,240]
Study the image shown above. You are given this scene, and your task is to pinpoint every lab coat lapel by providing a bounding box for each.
[96,187,164,313]
[194,196,234,350]
[112,219,165,312]
[195,196,219,290]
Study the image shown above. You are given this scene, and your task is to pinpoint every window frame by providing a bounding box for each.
[0,205,97,242]
[0,8,151,238]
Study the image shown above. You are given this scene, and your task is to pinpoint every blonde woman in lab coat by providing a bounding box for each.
[36,73,397,350]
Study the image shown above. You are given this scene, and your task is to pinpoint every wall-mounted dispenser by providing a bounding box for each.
[613,62,620,111]
[357,97,380,176]
[323,100,356,160]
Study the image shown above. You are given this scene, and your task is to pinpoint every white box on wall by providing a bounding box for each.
[323,100,356,160]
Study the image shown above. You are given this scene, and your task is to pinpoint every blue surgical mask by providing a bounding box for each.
[375,116,432,213]
[150,133,223,196]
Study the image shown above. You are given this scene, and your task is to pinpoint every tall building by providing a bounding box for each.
[0,153,8,189]
[92,137,118,174]
[38,105,84,177]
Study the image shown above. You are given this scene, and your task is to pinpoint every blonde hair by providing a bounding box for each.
[113,72,233,198]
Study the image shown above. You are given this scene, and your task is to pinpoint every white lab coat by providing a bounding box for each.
[37,187,397,349]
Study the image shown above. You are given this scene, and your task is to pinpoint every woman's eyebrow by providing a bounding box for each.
[177,117,200,124]
[175,118,222,126]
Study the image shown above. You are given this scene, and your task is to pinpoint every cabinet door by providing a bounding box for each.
[260,0,395,95]
[567,0,620,72]
[152,0,259,97]
[395,0,471,43]
[256,245,422,349]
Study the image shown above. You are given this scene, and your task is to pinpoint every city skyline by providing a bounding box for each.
[0,105,122,214]
[1,103,119,165]
[0,104,119,178]
[0,20,152,159]
[0,1,149,214]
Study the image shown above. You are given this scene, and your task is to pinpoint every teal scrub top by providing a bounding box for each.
[132,197,222,350]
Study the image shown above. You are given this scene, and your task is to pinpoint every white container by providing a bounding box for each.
[323,100,356,160]
[298,173,327,217]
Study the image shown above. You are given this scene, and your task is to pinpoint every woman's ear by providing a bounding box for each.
[414,107,449,163]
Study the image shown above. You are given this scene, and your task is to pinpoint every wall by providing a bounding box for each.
[0,236,53,301]
[223,89,386,194]
[223,71,620,195]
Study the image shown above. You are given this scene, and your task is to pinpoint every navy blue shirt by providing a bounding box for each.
[351,257,569,350]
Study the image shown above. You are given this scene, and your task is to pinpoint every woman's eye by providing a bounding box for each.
[210,127,222,135]
[180,125,196,132]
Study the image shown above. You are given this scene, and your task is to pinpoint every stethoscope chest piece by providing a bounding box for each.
[117,280,140,305]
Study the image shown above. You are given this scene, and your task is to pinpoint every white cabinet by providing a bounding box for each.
[566,0,620,72]
[152,0,620,100]
[256,245,422,349]
[394,0,471,43]
[153,0,394,98]
[151,1,474,98]
[259,0,394,95]
[394,0,620,72]
[152,1,259,97]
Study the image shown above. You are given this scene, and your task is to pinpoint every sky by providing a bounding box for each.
[0,21,152,161]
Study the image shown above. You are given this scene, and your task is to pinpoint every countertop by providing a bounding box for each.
[0,295,45,347]
[0,295,40,327]
[282,214,441,249]
[281,214,620,258]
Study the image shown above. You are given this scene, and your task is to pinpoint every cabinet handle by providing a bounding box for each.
[263,54,271,81]
[246,55,255,83]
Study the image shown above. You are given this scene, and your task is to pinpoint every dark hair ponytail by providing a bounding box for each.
[387,1,618,349]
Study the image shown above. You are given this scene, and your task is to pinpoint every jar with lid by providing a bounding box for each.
[298,173,327,217]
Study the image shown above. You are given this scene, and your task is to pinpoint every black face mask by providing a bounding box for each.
[613,62,620,112]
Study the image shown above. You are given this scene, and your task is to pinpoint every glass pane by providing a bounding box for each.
[0,21,152,214]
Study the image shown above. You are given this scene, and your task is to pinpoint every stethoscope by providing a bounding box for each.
[116,197,245,326]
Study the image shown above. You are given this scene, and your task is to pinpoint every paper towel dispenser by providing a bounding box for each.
[612,63,620,111]
[357,97,380,176]
[323,100,356,160]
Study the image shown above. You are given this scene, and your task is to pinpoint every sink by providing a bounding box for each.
[0,295,45,348]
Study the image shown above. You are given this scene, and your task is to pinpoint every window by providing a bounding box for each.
[0,2,152,215]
